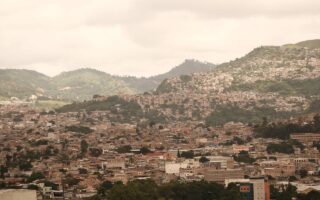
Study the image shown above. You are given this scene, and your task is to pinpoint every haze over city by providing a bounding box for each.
[1,1,320,200]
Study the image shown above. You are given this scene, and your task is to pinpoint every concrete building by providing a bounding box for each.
[0,189,37,200]
[197,168,244,183]
[251,178,269,200]
[165,159,200,175]
[290,133,320,144]
[102,159,125,169]
[205,156,234,169]
[263,164,295,177]
[225,178,270,200]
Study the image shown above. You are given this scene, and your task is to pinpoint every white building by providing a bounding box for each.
[165,159,200,175]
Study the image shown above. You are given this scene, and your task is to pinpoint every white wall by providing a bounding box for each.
[165,162,181,174]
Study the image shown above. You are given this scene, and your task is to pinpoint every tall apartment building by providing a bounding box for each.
[225,177,270,200]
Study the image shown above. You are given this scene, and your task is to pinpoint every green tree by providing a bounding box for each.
[97,181,113,197]
[89,148,102,157]
[140,147,152,155]
[0,165,8,178]
[18,160,33,171]
[288,176,297,182]
[91,180,243,200]
[109,180,158,200]
[116,145,132,153]
[28,171,45,182]
[299,169,308,178]
[262,117,268,127]
[66,125,93,134]
[58,153,70,165]
[314,114,320,131]
[27,184,39,190]
[297,190,320,200]
[80,140,89,155]
[270,184,297,200]
[44,180,59,190]
[267,143,294,154]
[78,168,88,174]
[199,156,210,163]
[180,150,194,159]
[233,151,256,164]
[64,176,80,186]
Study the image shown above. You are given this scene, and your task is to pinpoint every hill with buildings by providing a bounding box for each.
[118,59,215,92]
[152,39,320,125]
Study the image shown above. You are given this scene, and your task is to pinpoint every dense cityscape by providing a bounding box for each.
[1,1,320,199]
[1,40,320,199]
[0,89,320,199]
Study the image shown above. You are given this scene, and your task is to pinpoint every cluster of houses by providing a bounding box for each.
[0,103,320,199]
[127,46,320,121]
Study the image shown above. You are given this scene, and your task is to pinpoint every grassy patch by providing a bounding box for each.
[228,78,320,97]
[35,100,70,110]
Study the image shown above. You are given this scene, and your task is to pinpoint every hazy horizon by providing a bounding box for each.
[0,58,214,78]
[1,0,320,77]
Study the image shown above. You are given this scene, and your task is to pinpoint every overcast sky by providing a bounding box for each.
[1,0,320,77]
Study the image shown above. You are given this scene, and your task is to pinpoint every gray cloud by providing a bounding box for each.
[136,0,320,18]
[0,0,320,76]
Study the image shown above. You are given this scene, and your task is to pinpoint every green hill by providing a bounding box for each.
[56,95,167,123]
[52,60,214,100]
[0,39,317,102]
[0,69,51,99]
[296,39,320,49]
[0,60,214,100]
[50,68,136,100]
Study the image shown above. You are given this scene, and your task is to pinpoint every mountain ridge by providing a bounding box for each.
[0,59,214,100]
[1,39,319,102]
[117,59,215,92]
